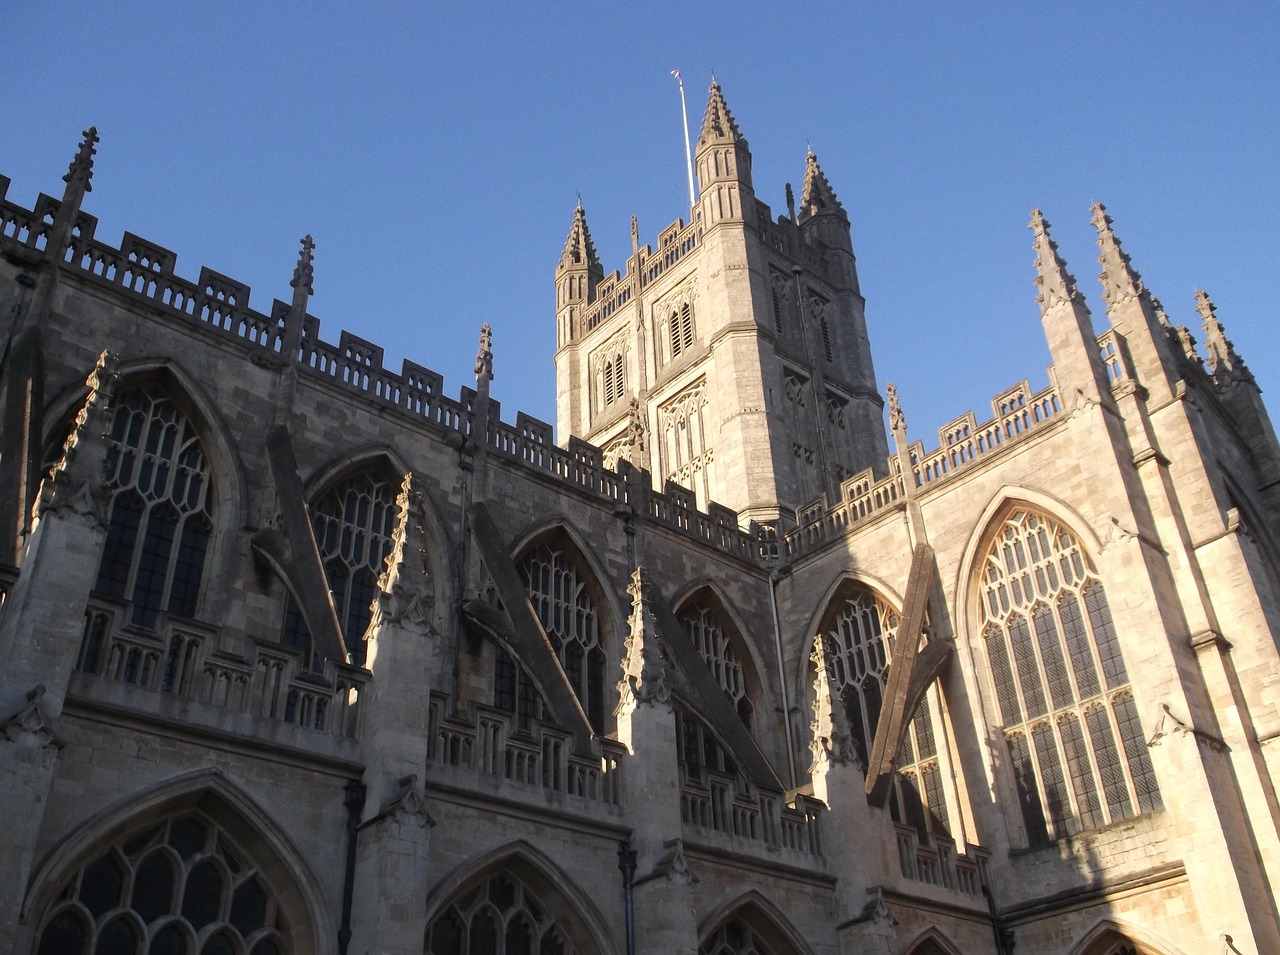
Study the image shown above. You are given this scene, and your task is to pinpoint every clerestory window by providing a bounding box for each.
[980,509,1161,845]
[822,585,951,840]
[519,542,606,732]
[682,598,752,727]
[95,385,213,630]
[281,470,398,668]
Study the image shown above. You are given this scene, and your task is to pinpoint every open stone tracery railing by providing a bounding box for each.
[427,698,624,807]
[1,184,1122,569]
[680,771,824,855]
[75,595,364,739]
[782,375,1067,558]
[894,824,989,897]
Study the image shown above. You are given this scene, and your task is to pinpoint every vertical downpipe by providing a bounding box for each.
[617,840,637,955]
[338,779,366,955]
[768,568,798,788]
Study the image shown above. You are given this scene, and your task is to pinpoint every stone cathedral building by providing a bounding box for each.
[2,82,1279,955]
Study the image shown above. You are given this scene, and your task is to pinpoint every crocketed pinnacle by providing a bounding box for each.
[291,235,315,297]
[558,203,601,273]
[64,126,100,194]
[1197,290,1248,379]
[800,150,844,217]
[1091,202,1147,306]
[475,323,494,383]
[1029,209,1082,313]
[698,79,746,147]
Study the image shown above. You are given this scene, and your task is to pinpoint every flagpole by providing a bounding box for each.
[671,69,696,211]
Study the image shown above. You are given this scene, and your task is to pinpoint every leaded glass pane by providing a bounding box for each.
[520,542,604,731]
[95,387,213,628]
[1031,722,1070,837]
[981,510,1158,843]
[1059,713,1103,830]
[1086,703,1133,819]
[1034,604,1073,709]
[80,854,125,918]
[38,911,86,955]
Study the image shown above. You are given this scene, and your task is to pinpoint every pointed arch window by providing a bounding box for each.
[603,355,625,406]
[699,910,800,955]
[980,509,1161,845]
[281,470,398,668]
[95,385,214,630]
[822,585,951,840]
[33,813,290,955]
[519,541,606,732]
[426,871,577,954]
[681,597,752,727]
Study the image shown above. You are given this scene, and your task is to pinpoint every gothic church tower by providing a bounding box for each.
[554,80,887,529]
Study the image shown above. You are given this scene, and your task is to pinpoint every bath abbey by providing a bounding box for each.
[3,82,1279,954]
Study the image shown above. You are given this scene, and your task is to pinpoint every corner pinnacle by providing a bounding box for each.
[64,126,100,194]
[1197,290,1248,379]
[1029,209,1082,313]
[1091,202,1147,305]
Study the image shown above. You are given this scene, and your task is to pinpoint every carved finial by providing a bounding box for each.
[1029,209,1083,313]
[290,234,315,296]
[630,215,638,240]
[810,636,856,772]
[64,126,100,193]
[475,324,493,382]
[1197,289,1249,381]
[616,567,671,712]
[1091,202,1147,306]
[886,382,906,435]
[785,182,796,221]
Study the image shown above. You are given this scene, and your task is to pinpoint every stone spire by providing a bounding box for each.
[799,150,845,219]
[475,323,494,384]
[809,636,857,773]
[1197,290,1250,382]
[694,79,753,201]
[1091,203,1180,397]
[615,568,671,712]
[1030,209,1083,314]
[282,235,314,361]
[1091,203,1148,306]
[558,201,602,275]
[63,126,99,199]
[697,78,746,148]
[1029,209,1111,408]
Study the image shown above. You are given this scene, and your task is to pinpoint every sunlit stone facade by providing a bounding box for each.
[3,87,1279,954]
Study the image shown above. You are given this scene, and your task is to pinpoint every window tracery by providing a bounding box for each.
[681,597,752,726]
[659,380,712,507]
[519,541,606,732]
[822,585,951,840]
[425,872,574,955]
[699,912,798,955]
[34,814,288,955]
[95,385,213,630]
[281,470,399,668]
[979,509,1161,845]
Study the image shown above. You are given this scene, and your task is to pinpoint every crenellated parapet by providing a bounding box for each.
[0,180,771,564]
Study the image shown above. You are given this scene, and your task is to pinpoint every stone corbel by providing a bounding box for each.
[3,685,64,750]
[634,838,697,887]
[361,774,435,830]
[1147,702,1228,753]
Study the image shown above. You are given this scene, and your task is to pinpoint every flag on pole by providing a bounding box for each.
[671,69,696,209]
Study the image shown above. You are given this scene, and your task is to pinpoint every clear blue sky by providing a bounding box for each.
[3,3,1276,455]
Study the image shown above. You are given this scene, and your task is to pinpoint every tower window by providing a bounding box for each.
[821,316,833,362]
[670,302,695,358]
